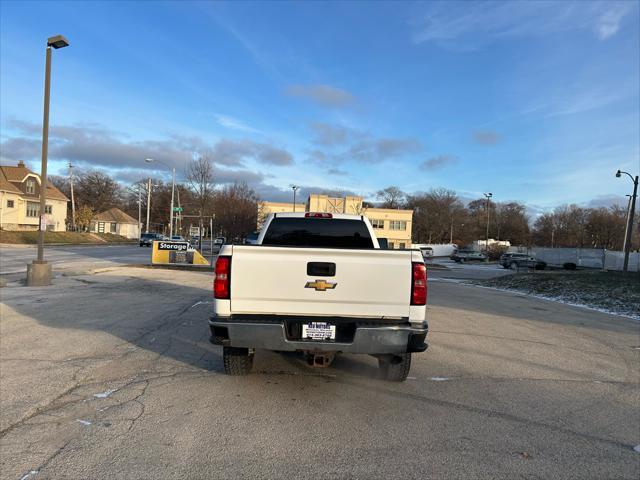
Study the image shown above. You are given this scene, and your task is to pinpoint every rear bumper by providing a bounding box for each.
[209,315,428,354]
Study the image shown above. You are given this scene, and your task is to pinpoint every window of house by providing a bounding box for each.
[26,201,39,217]
[110,222,117,233]
[389,220,407,230]
[44,205,52,214]
[98,222,105,233]
[6,200,14,208]
[388,241,395,249]
[399,242,406,249]
[370,219,384,229]
[26,179,36,194]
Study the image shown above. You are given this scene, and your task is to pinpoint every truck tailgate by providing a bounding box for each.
[229,246,412,319]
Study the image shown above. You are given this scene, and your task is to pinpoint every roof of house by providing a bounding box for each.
[0,163,69,201]
[0,168,23,194]
[93,207,138,224]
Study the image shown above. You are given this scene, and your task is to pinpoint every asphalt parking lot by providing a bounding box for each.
[1,259,638,479]
[0,244,151,276]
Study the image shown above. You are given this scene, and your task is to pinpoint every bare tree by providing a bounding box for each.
[407,188,466,244]
[187,153,215,248]
[75,171,123,213]
[215,182,259,241]
[376,186,405,209]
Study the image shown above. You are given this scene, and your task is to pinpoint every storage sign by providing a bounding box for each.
[157,241,189,251]
[151,241,210,266]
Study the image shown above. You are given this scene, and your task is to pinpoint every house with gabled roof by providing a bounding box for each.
[0,161,69,232]
[89,207,140,239]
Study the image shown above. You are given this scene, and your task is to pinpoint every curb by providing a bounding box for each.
[124,263,214,272]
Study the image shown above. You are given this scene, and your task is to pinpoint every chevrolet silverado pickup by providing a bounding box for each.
[209,212,428,381]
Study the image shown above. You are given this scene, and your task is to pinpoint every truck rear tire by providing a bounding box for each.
[223,347,254,375]
[379,353,411,382]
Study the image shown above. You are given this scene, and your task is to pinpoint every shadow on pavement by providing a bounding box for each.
[2,271,383,380]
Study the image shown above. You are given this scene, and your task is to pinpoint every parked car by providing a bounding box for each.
[209,212,428,381]
[170,235,187,242]
[139,232,165,247]
[450,249,487,262]
[243,231,259,245]
[420,247,434,259]
[500,252,547,270]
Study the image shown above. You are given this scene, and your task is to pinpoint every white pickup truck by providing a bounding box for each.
[209,212,428,381]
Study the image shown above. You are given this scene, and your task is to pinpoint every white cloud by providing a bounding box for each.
[214,114,260,133]
[594,3,635,40]
[412,1,636,48]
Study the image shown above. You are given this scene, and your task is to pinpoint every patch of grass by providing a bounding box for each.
[476,271,640,319]
[0,230,134,244]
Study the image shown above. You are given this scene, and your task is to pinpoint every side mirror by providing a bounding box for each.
[378,238,389,249]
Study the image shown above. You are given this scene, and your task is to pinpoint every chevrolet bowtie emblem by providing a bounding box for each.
[305,279,337,291]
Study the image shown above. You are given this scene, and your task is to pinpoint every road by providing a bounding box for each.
[1,264,638,479]
[0,244,152,276]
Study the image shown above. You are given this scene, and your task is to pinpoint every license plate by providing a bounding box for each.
[302,322,336,340]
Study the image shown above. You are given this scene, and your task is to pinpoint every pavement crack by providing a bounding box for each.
[337,377,636,452]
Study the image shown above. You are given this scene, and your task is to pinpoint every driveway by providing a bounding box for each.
[1,267,638,479]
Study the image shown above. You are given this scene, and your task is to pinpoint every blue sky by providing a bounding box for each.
[1,0,638,214]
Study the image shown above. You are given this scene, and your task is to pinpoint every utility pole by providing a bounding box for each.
[616,170,638,273]
[175,187,181,235]
[450,216,453,244]
[169,167,175,238]
[146,178,152,233]
[68,162,76,231]
[484,192,493,261]
[137,187,142,242]
[210,217,214,258]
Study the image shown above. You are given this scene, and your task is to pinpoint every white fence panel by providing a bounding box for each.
[507,247,639,272]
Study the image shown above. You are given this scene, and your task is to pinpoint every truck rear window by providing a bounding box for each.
[262,218,374,248]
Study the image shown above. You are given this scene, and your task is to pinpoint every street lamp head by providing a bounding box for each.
[615,170,622,178]
[47,35,69,49]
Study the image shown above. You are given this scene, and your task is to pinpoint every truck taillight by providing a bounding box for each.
[304,212,332,218]
[214,256,231,299]
[411,262,427,305]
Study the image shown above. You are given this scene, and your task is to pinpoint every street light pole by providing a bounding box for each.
[616,170,638,273]
[291,185,300,212]
[146,178,152,233]
[27,34,69,287]
[484,192,493,260]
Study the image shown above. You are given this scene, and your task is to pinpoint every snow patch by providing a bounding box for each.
[466,283,640,321]
[634,445,640,453]
[406,376,417,380]
[430,376,450,381]
[20,471,38,480]
[93,389,117,399]
[76,419,92,426]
